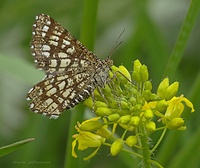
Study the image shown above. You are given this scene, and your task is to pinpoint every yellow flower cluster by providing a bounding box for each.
[72,59,194,160]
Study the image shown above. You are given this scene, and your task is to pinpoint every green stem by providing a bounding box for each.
[163,0,200,78]
[80,0,98,50]
[140,124,151,168]
[151,128,167,153]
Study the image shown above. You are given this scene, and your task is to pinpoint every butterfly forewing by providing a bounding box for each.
[27,14,113,119]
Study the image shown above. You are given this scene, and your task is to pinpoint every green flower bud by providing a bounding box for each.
[132,71,141,83]
[167,118,184,130]
[119,65,131,81]
[83,97,93,109]
[109,70,114,78]
[96,107,112,116]
[144,81,152,91]
[164,81,179,100]
[96,127,112,139]
[140,65,149,82]
[108,114,120,122]
[144,109,154,120]
[121,101,129,109]
[130,87,138,95]
[156,100,168,113]
[135,104,143,111]
[125,135,137,147]
[119,115,131,124]
[103,84,112,94]
[151,93,159,101]
[79,120,103,132]
[95,101,108,108]
[129,116,140,126]
[142,90,152,101]
[157,78,169,99]
[133,59,142,72]
[145,121,156,132]
[111,65,120,73]
[129,97,136,104]
[110,139,124,156]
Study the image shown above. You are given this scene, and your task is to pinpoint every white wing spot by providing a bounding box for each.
[43,52,50,57]
[58,52,68,58]
[60,59,71,67]
[43,25,49,32]
[30,103,34,108]
[50,35,59,41]
[43,45,50,51]
[42,32,46,37]
[49,59,58,67]
[50,115,59,119]
[63,39,70,45]
[67,46,75,54]
[46,88,57,96]
[49,40,58,46]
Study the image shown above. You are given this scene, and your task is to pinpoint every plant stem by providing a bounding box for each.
[140,124,151,168]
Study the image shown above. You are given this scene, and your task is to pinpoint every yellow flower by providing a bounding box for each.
[164,95,194,119]
[72,117,106,160]
[72,131,105,160]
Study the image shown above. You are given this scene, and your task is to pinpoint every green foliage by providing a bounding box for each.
[0,138,34,157]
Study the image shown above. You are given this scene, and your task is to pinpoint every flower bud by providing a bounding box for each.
[133,59,142,72]
[111,65,120,73]
[110,139,124,156]
[130,87,138,95]
[145,121,156,132]
[129,116,140,126]
[119,65,131,81]
[144,81,152,91]
[119,115,131,124]
[125,135,137,147]
[144,109,154,120]
[157,78,169,99]
[156,100,168,113]
[121,101,129,108]
[96,107,112,116]
[164,82,179,100]
[79,120,103,132]
[132,71,141,82]
[140,65,149,82]
[103,84,112,94]
[108,114,120,122]
[142,90,152,101]
[151,93,159,101]
[95,101,108,108]
[167,118,184,130]
[129,97,136,104]
[96,127,112,139]
[83,98,93,109]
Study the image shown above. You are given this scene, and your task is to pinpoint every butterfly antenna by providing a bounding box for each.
[107,29,125,59]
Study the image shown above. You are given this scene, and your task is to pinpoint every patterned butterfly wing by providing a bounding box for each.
[27,14,113,119]
[31,14,98,74]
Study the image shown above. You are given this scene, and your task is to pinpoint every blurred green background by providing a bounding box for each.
[0,0,200,167]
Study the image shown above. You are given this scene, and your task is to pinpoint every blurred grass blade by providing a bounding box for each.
[0,138,35,157]
[163,0,200,79]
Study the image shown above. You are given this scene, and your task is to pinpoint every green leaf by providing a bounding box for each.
[0,138,35,157]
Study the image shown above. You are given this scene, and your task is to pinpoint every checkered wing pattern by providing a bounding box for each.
[27,14,113,119]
